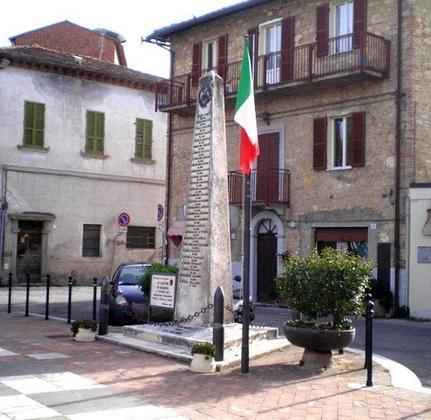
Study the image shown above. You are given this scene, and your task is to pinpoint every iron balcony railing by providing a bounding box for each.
[156,32,390,110]
[228,169,290,207]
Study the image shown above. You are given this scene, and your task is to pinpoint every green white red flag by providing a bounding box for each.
[234,37,259,174]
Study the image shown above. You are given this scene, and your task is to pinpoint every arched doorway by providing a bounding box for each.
[256,219,278,302]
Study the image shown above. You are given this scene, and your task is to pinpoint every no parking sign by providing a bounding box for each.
[118,212,131,226]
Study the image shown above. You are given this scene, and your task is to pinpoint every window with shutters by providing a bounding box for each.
[331,1,354,53]
[328,116,352,169]
[135,118,153,160]
[259,19,282,84]
[126,226,155,249]
[82,224,101,257]
[85,111,105,154]
[23,101,45,148]
[202,39,217,71]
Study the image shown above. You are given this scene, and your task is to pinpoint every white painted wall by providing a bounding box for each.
[0,65,167,283]
[408,187,431,319]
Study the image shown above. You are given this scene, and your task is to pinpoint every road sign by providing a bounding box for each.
[116,226,127,233]
[157,204,164,222]
[118,212,131,226]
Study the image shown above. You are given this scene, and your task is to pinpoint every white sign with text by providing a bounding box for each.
[150,274,177,309]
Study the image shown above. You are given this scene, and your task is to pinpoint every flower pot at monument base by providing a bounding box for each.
[284,324,355,368]
[190,353,216,373]
[73,327,96,342]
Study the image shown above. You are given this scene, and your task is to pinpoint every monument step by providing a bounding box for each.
[123,323,278,349]
[98,332,291,369]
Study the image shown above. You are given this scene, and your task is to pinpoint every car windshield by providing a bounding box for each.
[117,265,150,285]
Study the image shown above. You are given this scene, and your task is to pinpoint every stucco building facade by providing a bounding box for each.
[0,23,167,284]
[148,0,430,316]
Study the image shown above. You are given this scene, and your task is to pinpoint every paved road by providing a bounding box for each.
[254,305,431,388]
[2,287,431,388]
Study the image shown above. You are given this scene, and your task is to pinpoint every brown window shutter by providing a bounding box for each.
[313,117,327,170]
[316,4,329,57]
[353,0,367,49]
[281,16,295,82]
[191,42,202,86]
[351,112,366,167]
[247,27,259,83]
[217,34,228,82]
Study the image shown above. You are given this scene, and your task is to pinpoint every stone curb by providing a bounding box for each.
[346,347,431,395]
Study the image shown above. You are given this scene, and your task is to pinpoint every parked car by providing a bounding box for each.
[109,263,151,325]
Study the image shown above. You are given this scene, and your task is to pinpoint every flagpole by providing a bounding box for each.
[241,171,251,374]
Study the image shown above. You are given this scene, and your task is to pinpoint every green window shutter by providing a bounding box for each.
[86,111,104,153]
[135,118,144,158]
[86,111,95,152]
[142,119,153,159]
[23,102,45,147]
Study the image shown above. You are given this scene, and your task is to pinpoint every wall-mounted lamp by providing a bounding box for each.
[260,112,271,126]
[423,208,431,236]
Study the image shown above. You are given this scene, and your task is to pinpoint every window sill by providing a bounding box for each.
[327,166,352,172]
[17,145,50,153]
[80,151,110,160]
[131,157,155,165]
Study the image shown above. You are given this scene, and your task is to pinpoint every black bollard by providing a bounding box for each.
[67,276,73,324]
[213,286,225,362]
[98,276,109,335]
[25,273,30,316]
[92,278,97,321]
[45,274,50,320]
[365,293,375,387]
[7,273,12,313]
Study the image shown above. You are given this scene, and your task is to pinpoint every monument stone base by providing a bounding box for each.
[99,323,290,369]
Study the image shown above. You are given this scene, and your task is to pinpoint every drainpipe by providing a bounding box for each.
[394,0,403,310]
[0,167,8,286]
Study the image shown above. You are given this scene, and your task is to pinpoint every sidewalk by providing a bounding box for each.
[0,314,430,419]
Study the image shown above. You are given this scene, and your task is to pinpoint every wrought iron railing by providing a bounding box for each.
[228,169,290,207]
[155,32,390,110]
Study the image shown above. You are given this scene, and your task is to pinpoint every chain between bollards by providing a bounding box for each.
[45,274,50,320]
[25,273,30,317]
[365,292,375,387]
[67,276,73,324]
[7,273,12,313]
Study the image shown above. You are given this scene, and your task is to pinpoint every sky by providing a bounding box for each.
[0,0,242,78]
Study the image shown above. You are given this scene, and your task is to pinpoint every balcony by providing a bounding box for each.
[156,32,390,112]
[228,169,290,207]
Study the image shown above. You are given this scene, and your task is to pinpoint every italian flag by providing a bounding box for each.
[234,38,259,174]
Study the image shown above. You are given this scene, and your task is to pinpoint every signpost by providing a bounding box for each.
[148,274,177,322]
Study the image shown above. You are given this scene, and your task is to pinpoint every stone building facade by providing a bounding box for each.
[148,0,430,316]
[0,26,167,285]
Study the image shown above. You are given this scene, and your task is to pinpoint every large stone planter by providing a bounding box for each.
[284,324,355,368]
[73,327,96,342]
[190,353,216,373]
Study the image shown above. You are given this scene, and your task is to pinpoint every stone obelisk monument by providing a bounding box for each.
[175,71,233,326]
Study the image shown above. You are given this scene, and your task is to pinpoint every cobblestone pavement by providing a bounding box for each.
[0,314,430,419]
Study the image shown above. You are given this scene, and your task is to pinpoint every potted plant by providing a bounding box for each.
[190,342,217,373]
[277,247,372,367]
[71,319,98,342]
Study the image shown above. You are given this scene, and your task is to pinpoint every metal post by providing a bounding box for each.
[7,272,12,313]
[67,276,73,324]
[98,276,109,335]
[241,172,251,374]
[213,286,225,362]
[25,272,30,317]
[92,278,97,321]
[45,274,50,320]
[365,293,375,387]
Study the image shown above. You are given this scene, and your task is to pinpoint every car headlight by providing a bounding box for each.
[115,294,129,307]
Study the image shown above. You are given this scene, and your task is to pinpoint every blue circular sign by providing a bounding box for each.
[118,212,131,226]
[157,204,164,222]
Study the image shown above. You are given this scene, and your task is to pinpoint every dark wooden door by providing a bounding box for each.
[16,221,42,283]
[257,232,277,302]
[255,133,279,204]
